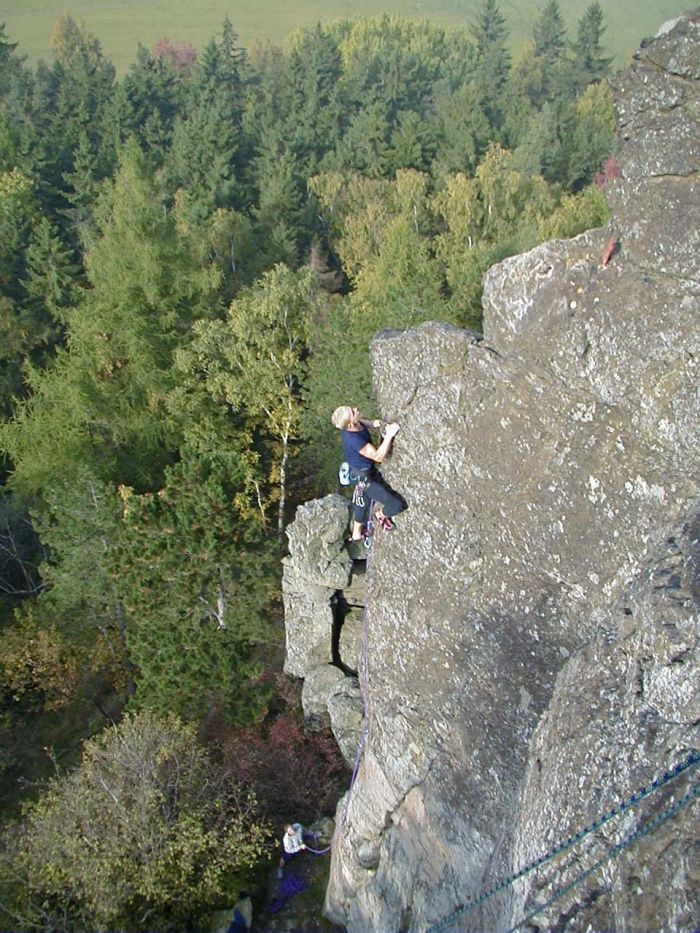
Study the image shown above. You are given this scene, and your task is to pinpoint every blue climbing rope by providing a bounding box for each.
[425,750,700,933]
[507,778,700,933]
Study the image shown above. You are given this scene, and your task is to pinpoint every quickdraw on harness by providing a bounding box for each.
[350,471,374,550]
[351,473,368,509]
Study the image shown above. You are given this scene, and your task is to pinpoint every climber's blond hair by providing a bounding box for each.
[331,406,353,429]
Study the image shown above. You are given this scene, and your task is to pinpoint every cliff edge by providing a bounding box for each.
[287,12,700,932]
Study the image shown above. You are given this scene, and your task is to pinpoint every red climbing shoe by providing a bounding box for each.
[376,514,395,531]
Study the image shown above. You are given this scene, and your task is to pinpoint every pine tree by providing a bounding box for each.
[533,0,567,65]
[472,0,511,128]
[571,2,612,90]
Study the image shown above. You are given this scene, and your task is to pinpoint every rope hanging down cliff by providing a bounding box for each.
[506,777,700,933]
[425,750,700,933]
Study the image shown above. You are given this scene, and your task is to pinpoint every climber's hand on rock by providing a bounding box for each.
[385,422,400,439]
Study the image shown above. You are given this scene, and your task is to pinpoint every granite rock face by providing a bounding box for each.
[319,14,700,933]
[282,494,366,766]
[282,494,352,679]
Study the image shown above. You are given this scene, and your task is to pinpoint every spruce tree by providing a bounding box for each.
[34,15,116,213]
[0,21,18,97]
[571,2,612,90]
[532,0,570,103]
[0,168,39,413]
[22,216,80,326]
[122,45,183,162]
[61,128,101,239]
[472,0,511,128]
[282,24,343,172]
[533,0,567,65]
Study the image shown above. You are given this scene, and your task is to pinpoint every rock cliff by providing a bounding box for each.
[283,12,699,932]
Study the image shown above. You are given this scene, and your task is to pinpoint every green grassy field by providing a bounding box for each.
[0,0,691,74]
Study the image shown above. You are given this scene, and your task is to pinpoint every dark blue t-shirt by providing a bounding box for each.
[342,426,374,472]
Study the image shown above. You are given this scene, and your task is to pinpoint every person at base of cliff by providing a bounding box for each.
[225,891,252,933]
[277,822,311,878]
[331,405,405,540]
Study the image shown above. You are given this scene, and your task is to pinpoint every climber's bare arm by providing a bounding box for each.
[359,423,399,463]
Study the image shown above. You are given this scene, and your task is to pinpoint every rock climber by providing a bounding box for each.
[331,405,405,541]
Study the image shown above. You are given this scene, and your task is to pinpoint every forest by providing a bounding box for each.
[0,1,615,928]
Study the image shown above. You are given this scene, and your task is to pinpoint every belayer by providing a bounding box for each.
[332,405,405,542]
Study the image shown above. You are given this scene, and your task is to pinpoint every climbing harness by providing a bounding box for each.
[425,750,700,933]
[351,474,368,510]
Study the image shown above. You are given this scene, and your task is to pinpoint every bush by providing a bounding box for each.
[206,687,349,829]
[0,710,272,932]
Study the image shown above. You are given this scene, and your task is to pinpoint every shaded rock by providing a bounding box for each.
[283,494,366,764]
[336,570,367,672]
[301,663,349,723]
[511,508,700,932]
[302,663,364,767]
[327,678,364,767]
[282,495,352,678]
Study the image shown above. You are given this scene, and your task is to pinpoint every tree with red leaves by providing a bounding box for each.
[152,36,197,74]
